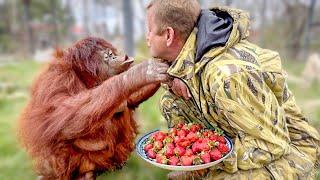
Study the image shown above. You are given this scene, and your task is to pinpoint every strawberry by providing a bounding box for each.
[210,148,222,161]
[165,146,175,158]
[155,131,166,141]
[191,141,201,153]
[147,149,156,159]
[181,125,190,134]
[190,124,202,133]
[206,131,214,137]
[180,155,194,166]
[154,140,163,150]
[144,143,153,152]
[200,152,211,164]
[209,134,218,141]
[185,149,194,156]
[199,142,210,152]
[168,156,180,166]
[217,136,226,144]
[174,146,186,157]
[169,128,178,136]
[177,129,187,137]
[166,142,175,149]
[156,154,168,164]
[186,132,199,142]
[174,136,183,144]
[177,139,191,148]
[217,143,229,154]
[176,123,184,129]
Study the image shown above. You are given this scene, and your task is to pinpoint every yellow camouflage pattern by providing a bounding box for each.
[160,6,320,179]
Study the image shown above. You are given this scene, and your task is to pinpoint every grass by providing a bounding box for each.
[0,60,319,179]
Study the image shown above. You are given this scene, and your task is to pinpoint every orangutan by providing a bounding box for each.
[18,37,168,179]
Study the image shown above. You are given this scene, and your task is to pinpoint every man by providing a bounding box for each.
[146,0,320,179]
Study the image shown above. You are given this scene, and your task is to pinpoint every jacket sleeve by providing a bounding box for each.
[282,84,320,162]
[159,90,190,128]
[211,71,291,172]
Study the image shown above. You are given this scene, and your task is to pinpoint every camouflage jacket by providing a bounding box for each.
[160,7,320,179]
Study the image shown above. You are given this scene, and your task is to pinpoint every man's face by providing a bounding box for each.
[146,7,168,61]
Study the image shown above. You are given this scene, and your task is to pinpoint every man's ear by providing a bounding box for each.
[166,27,175,47]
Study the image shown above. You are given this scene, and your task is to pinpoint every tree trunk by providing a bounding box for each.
[303,0,317,58]
[50,0,59,46]
[22,0,35,55]
[122,0,134,56]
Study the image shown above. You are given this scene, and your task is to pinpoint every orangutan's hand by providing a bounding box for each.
[167,78,191,100]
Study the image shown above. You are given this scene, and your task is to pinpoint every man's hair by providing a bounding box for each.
[147,0,201,42]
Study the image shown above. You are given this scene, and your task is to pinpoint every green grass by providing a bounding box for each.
[0,60,319,179]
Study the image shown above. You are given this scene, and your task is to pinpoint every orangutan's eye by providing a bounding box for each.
[108,50,113,57]
[103,49,114,62]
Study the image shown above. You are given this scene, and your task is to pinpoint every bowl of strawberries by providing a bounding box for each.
[136,123,233,171]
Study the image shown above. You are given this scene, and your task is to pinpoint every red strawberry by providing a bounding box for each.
[186,132,199,142]
[190,124,201,133]
[217,143,229,154]
[202,137,210,143]
[206,131,214,137]
[177,129,187,137]
[166,142,175,149]
[147,149,156,159]
[156,154,168,164]
[199,142,210,152]
[185,149,194,156]
[176,123,184,129]
[200,152,211,164]
[168,156,180,166]
[174,146,186,157]
[165,146,175,158]
[144,143,153,152]
[192,141,201,153]
[178,139,191,148]
[217,136,226,143]
[155,131,166,141]
[181,155,194,166]
[210,148,222,161]
[169,128,178,136]
[203,131,209,137]
[154,140,163,150]
[181,125,190,134]
[174,136,183,144]
[209,134,218,141]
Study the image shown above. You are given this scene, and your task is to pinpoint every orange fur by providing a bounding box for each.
[18,37,159,179]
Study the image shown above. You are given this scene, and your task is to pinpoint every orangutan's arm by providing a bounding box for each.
[127,83,160,108]
[41,61,168,141]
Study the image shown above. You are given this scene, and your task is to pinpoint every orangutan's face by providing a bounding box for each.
[101,48,134,77]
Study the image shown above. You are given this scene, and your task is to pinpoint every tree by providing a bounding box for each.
[122,0,134,56]
[22,0,35,55]
[303,0,317,57]
[50,0,59,46]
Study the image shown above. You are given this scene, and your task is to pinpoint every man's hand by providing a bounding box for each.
[167,78,191,100]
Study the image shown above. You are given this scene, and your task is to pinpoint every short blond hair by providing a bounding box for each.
[147,0,201,42]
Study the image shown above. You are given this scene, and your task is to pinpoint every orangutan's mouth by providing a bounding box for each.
[122,56,134,65]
